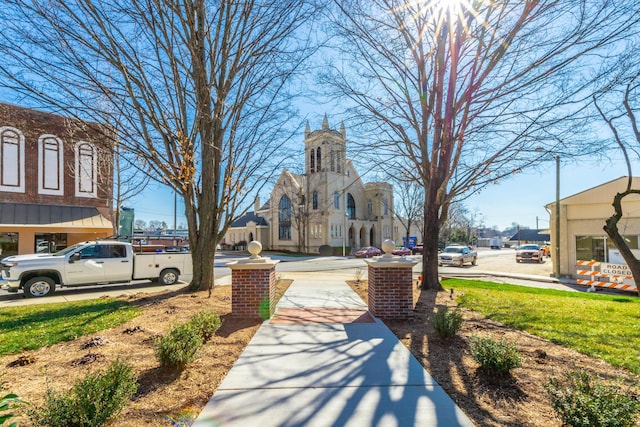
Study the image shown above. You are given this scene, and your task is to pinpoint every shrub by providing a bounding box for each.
[0,391,22,427]
[30,358,137,427]
[155,322,203,370]
[353,267,365,285]
[189,309,222,342]
[469,335,521,376]
[545,370,640,427]
[431,306,463,339]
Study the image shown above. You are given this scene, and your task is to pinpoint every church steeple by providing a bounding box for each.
[340,121,345,137]
[305,120,311,138]
[322,113,329,130]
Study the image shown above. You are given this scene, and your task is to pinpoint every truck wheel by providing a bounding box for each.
[159,269,179,285]
[24,277,55,298]
[458,259,464,267]
[472,257,477,266]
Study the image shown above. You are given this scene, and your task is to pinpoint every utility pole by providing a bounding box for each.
[554,155,561,278]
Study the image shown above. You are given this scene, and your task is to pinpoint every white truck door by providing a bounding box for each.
[101,244,133,282]
[65,244,107,285]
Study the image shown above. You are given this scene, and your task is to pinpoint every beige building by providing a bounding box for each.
[223,115,394,254]
[547,176,640,278]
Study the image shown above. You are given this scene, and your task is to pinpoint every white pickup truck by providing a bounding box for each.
[0,240,192,298]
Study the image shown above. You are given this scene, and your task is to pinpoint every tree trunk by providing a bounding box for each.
[603,190,640,297]
[421,198,443,291]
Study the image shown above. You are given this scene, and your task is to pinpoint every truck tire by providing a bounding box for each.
[472,257,477,266]
[159,269,179,285]
[24,276,55,298]
[458,259,464,267]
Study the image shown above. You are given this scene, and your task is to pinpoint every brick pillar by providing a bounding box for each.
[227,241,280,319]
[366,251,418,320]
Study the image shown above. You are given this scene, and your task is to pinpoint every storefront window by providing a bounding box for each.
[0,233,18,257]
[34,233,68,253]
[575,235,638,263]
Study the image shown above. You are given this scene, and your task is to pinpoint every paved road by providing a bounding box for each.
[0,248,564,306]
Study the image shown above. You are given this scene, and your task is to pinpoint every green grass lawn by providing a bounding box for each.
[442,278,640,375]
[0,299,142,356]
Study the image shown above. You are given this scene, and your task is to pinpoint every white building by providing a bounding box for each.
[223,115,394,254]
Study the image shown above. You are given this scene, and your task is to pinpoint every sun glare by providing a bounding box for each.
[408,0,478,20]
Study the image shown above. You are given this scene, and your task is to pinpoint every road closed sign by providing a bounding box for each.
[601,263,633,276]
[575,259,637,293]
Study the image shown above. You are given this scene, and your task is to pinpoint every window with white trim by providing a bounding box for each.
[0,127,25,193]
[38,135,64,195]
[75,141,97,198]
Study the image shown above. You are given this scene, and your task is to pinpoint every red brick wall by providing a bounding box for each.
[0,102,113,208]
[367,265,414,320]
[231,267,276,319]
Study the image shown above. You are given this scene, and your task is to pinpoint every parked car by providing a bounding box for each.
[438,245,477,267]
[516,244,545,263]
[0,240,192,297]
[354,246,382,258]
[411,244,424,255]
[391,246,411,256]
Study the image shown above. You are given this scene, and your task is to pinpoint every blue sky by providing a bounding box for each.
[466,156,634,230]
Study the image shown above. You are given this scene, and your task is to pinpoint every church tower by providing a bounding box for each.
[304,113,346,177]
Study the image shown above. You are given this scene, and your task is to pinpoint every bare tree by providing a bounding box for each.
[594,57,640,296]
[0,0,319,294]
[393,180,423,248]
[324,0,639,290]
[113,143,151,236]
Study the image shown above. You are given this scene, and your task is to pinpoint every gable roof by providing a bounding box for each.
[230,211,268,228]
[545,176,640,208]
[507,228,550,242]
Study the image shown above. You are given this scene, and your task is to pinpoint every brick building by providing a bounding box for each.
[0,103,113,256]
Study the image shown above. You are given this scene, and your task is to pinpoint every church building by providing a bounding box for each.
[223,115,394,254]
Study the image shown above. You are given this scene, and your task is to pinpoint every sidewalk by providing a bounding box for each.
[193,272,475,427]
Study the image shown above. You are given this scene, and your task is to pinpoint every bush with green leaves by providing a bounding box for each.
[545,370,640,427]
[431,306,463,339]
[469,335,521,376]
[29,358,137,427]
[189,309,222,342]
[155,322,203,370]
[0,391,22,427]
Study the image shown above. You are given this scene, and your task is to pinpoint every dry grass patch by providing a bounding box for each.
[348,279,640,427]
[1,279,291,426]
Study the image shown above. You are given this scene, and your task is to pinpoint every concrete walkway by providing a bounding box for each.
[193,273,475,427]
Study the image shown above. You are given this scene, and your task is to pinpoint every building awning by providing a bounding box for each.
[0,202,113,229]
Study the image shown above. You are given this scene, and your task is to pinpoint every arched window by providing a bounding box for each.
[336,151,342,174]
[38,135,64,195]
[383,198,389,215]
[310,150,315,173]
[330,151,335,172]
[334,191,340,209]
[75,141,97,198]
[316,147,321,171]
[0,127,25,193]
[312,191,318,210]
[347,193,356,219]
[367,199,372,216]
[278,195,292,240]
